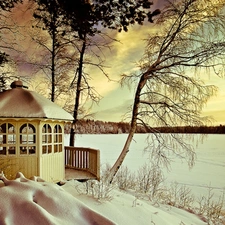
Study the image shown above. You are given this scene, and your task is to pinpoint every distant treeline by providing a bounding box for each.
[153,125,225,134]
[64,119,225,134]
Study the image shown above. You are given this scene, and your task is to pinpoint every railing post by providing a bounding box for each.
[96,150,100,181]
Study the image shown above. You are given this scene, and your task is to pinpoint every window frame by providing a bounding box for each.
[42,124,52,154]
[53,124,63,153]
[0,123,16,156]
[19,123,36,155]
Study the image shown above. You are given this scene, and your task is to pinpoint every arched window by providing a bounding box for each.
[19,123,36,155]
[54,124,62,153]
[0,123,16,155]
[42,124,52,154]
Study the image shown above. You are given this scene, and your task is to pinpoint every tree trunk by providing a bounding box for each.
[69,39,86,146]
[51,11,57,102]
[108,72,149,183]
[51,44,55,102]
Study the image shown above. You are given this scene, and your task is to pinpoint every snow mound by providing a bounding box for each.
[0,172,208,225]
[63,182,207,225]
[0,172,114,225]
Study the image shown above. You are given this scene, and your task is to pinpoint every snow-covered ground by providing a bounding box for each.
[0,173,114,225]
[0,172,207,225]
[0,134,224,225]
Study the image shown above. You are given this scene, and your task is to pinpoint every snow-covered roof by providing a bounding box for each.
[0,81,73,121]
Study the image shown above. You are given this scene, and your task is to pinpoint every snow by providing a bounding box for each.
[0,84,73,120]
[0,172,206,225]
[63,183,206,225]
[0,172,114,225]
[0,134,224,225]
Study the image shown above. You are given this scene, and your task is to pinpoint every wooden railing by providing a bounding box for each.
[64,146,100,181]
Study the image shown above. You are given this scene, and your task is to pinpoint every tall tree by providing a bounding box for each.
[32,0,75,102]
[54,0,160,146]
[31,0,106,140]
[108,0,225,183]
[0,0,22,89]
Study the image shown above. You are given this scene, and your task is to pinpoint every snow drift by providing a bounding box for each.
[0,172,208,225]
[0,172,114,225]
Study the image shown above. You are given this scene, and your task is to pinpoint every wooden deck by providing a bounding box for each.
[64,146,100,181]
[65,168,96,181]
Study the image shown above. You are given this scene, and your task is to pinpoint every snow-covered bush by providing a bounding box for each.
[86,164,115,201]
[197,187,225,224]
[80,163,225,224]
[135,163,164,200]
[161,182,194,210]
[115,166,136,190]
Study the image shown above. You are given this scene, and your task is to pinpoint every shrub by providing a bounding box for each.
[197,187,225,224]
[115,165,136,190]
[136,163,164,200]
[86,164,115,201]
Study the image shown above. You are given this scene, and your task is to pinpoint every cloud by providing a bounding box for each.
[90,84,135,122]
[92,99,132,122]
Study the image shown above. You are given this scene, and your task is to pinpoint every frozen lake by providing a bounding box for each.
[65,133,225,200]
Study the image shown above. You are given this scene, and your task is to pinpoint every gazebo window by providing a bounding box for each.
[54,124,62,153]
[42,124,52,154]
[0,123,16,155]
[19,123,36,155]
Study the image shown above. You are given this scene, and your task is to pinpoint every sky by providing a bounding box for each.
[86,1,225,125]
[88,28,225,125]
[2,0,225,125]
[86,16,225,124]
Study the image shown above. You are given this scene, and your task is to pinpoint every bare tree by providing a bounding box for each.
[108,0,225,183]
[0,0,23,89]
[26,0,78,103]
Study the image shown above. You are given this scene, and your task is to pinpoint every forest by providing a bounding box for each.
[66,119,225,134]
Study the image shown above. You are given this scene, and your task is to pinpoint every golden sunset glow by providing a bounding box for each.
[88,27,225,125]
[2,0,225,125]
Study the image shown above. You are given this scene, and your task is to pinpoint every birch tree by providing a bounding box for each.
[109,0,225,183]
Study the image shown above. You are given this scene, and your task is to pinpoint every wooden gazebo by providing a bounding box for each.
[0,80,100,182]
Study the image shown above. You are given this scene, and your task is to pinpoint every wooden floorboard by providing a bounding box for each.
[65,168,96,181]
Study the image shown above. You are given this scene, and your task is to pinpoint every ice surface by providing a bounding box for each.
[67,133,225,201]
